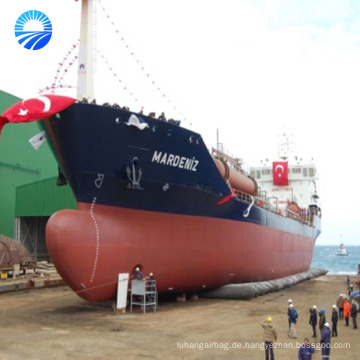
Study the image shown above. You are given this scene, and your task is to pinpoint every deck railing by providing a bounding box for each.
[232,189,319,227]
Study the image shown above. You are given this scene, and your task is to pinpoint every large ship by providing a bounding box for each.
[1,1,321,302]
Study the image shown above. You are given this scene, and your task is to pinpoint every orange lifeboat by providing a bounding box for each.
[286,201,301,214]
[286,201,304,220]
[214,158,258,196]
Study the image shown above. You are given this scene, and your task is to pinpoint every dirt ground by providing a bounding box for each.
[0,275,359,360]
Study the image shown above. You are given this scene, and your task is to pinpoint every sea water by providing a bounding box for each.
[311,246,360,275]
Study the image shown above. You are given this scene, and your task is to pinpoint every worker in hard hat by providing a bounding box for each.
[288,303,299,339]
[309,305,318,338]
[133,266,145,280]
[261,317,277,360]
[320,322,331,359]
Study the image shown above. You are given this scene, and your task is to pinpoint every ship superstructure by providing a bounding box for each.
[250,133,320,219]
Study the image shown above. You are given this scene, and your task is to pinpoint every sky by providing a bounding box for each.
[1,0,360,245]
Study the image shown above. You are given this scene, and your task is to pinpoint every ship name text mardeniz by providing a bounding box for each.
[151,151,199,171]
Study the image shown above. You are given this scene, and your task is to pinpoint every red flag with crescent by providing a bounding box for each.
[272,161,289,186]
[0,95,76,134]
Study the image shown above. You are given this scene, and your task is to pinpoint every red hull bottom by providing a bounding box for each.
[46,203,315,301]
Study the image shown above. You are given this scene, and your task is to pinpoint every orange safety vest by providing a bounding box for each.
[343,301,351,317]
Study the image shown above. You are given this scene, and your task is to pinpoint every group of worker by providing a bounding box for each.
[132,266,155,282]
[336,293,358,329]
[261,294,358,360]
[80,98,180,125]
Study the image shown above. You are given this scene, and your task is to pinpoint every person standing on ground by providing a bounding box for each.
[320,322,331,360]
[350,299,358,329]
[298,337,315,360]
[288,304,298,339]
[309,305,317,338]
[287,299,293,331]
[261,317,277,360]
[348,284,354,298]
[331,304,338,336]
[343,298,351,326]
[336,294,344,320]
[318,308,326,333]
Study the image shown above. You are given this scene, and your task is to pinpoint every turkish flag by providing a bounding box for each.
[0,116,7,133]
[0,95,76,134]
[272,161,289,186]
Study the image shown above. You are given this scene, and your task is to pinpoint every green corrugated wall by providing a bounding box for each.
[0,89,76,237]
[16,178,77,216]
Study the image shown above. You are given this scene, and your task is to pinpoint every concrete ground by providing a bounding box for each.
[0,275,359,359]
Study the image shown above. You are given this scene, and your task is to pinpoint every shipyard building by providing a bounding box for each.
[0,89,76,260]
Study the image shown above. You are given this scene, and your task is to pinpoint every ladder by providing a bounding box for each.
[130,279,158,313]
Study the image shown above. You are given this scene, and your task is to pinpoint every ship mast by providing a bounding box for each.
[77,0,94,100]
[278,132,292,161]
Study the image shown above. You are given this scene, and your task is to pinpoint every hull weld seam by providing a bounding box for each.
[89,197,100,283]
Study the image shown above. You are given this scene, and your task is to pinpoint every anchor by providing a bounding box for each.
[126,157,143,190]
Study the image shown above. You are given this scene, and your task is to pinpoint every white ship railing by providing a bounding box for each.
[233,189,319,227]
